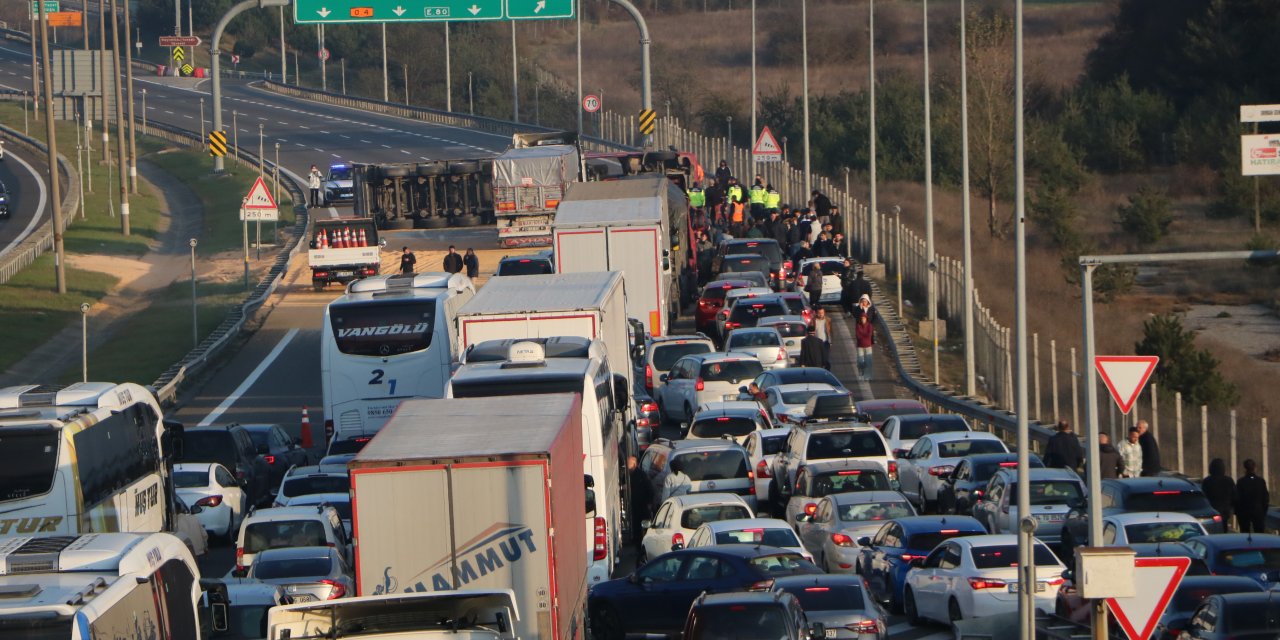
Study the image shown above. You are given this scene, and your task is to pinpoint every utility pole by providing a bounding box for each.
[318,24,326,91]
[381,23,388,102]
[38,0,67,294]
[1014,0,1035,636]
[99,0,108,162]
[576,0,582,134]
[29,13,40,124]
[403,64,409,104]
[868,0,878,264]
[279,5,286,84]
[800,0,811,196]
[444,23,452,112]
[122,0,138,193]
[511,21,519,122]
[109,0,130,235]
[922,0,936,377]
[750,0,756,177]
[960,0,976,398]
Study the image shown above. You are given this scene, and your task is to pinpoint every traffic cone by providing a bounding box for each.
[300,406,313,449]
[358,229,367,247]
[328,229,338,248]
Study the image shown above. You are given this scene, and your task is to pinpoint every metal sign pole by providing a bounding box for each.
[242,197,249,289]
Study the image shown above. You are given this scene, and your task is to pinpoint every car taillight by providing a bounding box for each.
[846,620,879,634]
[363,268,377,276]
[319,579,347,600]
[671,532,685,548]
[195,495,223,508]
[695,378,705,391]
[831,533,855,547]
[756,459,772,478]
[776,349,785,361]
[748,471,756,495]
[783,260,793,273]
[724,322,740,330]
[264,455,277,465]
[888,461,898,480]
[641,401,658,413]
[804,503,818,516]
[1212,515,1222,522]
[973,489,984,500]
[749,579,774,591]
[594,517,608,561]
[1045,577,1065,586]
[313,271,329,278]
[968,577,1007,590]
[235,547,245,569]
[645,364,654,390]
[929,465,954,476]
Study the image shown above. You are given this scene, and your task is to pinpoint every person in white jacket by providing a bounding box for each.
[308,165,323,208]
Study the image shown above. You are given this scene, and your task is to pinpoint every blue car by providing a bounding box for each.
[588,544,821,640]
[855,515,986,613]
[1184,534,1280,588]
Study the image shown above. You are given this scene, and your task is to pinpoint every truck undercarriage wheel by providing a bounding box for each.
[453,214,482,227]
[385,217,415,230]
[416,216,448,229]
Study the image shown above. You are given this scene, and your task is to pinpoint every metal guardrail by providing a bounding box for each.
[0,108,82,285]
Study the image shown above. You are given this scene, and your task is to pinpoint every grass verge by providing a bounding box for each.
[0,255,119,372]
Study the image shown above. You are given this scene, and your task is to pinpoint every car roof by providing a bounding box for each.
[1105,511,1203,526]
[284,465,348,478]
[678,543,799,559]
[704,278,756,289]
[959,452,1042,465]
[1175,575,1267,591]
[803,422,880,435]
[700,518,793,532]
[498,254,551,263]
[254,546,337,562]
[894,515,986,534]
[765,368,842,384]
[758,315,808,325]
[670,493,751,508]
[649,334,714,346]
[695,591,793,607]
[920,431,1002,444]
[1103,477,1200,493]
[769,574,867,589]
[727,326,781,336]
[244,506,336,522]
[799,257,844,264]
[801,459,887,474]
[893,414,969,426]
[830,490,911,505]
[287,493,351,505]
[189,424,241,433]
[855,399,928,410]
[723,238,780,248]
[685,352,759,365]
[951,534,1050,550]
[694,402,763,417]
[174,462,219,473]
[773,383,840,394]
[725,287,774,300]
[1127,542,1201,557]
[1187,533,1280,549]
[237,423,282,432]
[669,439,749,454]
[724,253,772,261]
[756,427,793,438]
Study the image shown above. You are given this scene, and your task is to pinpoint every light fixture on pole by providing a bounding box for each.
[189,238,198,348]
[80,303,90,382]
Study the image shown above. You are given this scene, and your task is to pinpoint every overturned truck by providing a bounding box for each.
[352,159,495,230]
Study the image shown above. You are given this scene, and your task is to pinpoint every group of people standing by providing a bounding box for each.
[399,244,479,278]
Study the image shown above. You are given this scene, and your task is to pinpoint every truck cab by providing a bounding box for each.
[308,218,382,291]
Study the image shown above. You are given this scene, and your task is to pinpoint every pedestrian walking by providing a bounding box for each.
[853,294,879,325]
[442,245,463,274]
[1236,459,1270,533]
[660,458,692,503]
[627,455,653,546]
[1118,428,1143,478]
[799,325,829,370]
[463,248,479,279]
[1096,433,1123,479]
[854,311,874,379]
[399,246,416,274]
[805,263,824,309]
[1136,420,1161,476]
[1044,420,1084,471]
[308,165,323,208]
[1201,458,1236,531]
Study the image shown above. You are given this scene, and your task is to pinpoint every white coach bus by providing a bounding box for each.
[0,532,202,639]
[0,383,178,537]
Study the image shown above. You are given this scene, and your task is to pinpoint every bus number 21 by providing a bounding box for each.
[369,369,397,394]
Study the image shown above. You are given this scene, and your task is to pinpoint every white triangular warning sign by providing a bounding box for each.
[1106,556,1189,640]
[1094,355,1159,415]
[242,176,278,210]
[753,126,782,162]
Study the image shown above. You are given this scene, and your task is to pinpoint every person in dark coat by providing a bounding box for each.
[1236,459,1270,534]
[627,455,654,546]
[804,264,824,309]
[1044,420,1084,470]
[1201,458,1236,531]
[811,190,832,221]
[715,161,732,188]
[442,245,464,274]
[1096,433,1123,479]
[462,248,479,279]
[1137,420,1161,476]
[843,268,873,315]
[799,326,829,370]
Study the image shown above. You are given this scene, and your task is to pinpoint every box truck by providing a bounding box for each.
[349,394,587,640]
[552,175,694,338]
[269,589,521,639]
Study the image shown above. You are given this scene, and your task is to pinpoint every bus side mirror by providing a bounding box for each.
[586,488,597,516]
[613,375,630,413]
[211,602,228,632]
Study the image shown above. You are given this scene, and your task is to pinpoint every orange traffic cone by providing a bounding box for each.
[300,406,314,449]
[358,228,367,247]
[316,231,326,249]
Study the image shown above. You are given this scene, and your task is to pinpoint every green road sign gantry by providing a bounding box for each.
[294,0,571,23]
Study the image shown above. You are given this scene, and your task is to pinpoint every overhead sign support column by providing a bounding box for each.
[211,0,290,173]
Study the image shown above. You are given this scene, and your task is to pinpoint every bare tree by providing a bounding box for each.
[965,7,1015,238]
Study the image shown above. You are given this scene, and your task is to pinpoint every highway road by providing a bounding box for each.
[0,144,49,259]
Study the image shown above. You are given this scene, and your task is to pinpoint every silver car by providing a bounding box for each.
[769,574,889,640]
[247,546,355,602]
[795,491,917,573]
[723,327,790,370]
[971,467,1086,544]
[757,315,809,363]
[656,353,765,423]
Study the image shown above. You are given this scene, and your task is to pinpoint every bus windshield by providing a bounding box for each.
[0,429,59,502]
[329,300,436,357]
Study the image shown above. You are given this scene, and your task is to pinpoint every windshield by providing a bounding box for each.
[724,256,771,273]
[1127,491,1212,512]
[727,241,784,264]
[805,431,887,460]
[326,438,370,455]
[0,430,59,502]
[938,439,1007,458]
[1219,548,1280,570]
[779,296,808,316]
[653,343,713,370]
[243,521,328,554]
[450,376,583,398]
[907,530,977,552]
[497,259,553,276]
[775,369,841,386]
[174,471,209,489]
[970,544,1061,569]
[782,585,866,612]
[804,261,846,276]
[252,556,334,580]
[1030,480,1084,506]
[681,505,752,529]
[714,527,801,547]
[246,430,270,450]
[177,431,237,469]
[328,166,352,180]
[898,419,968,440]
[329,299,436,357]
[728,302,788,325]
[837,501,913,522]
[691,417,757,439]
[747,553,818,574]
[728,332,781,348]
[679,451,749,481]
[282,476,351,499]
[1223,599,1280,631]
[781,389,830,405]
[221,604,271,640]
[688,605,788,640]
[1124,522,1204,543]
[810,470,892,496]
[700,360,764,383]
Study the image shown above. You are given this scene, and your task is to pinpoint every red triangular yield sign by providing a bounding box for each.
[753,126,782,156]
[1094,355,1159,415]
[1106,556,1190,640]
[242,176,278,210]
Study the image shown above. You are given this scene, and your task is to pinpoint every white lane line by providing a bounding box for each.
[399,149,411,155]
[359,140,371,144]
[380,144,391,148]
[0,150,49,257]
[198,328,300,426]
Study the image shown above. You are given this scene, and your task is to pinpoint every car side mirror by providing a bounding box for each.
[795,514,812,523]
[1060,569,1074,583]
[238,478,249,488]
[739,386,749,394]
[232,567,249,578]
[585,488,597,516]
[856,536,871,548]
[190,505,204,515]
[910,557,925,568]
[659,374,670,382]
[641,520,653,530]
[808,622,826,640]
[670,542,684,551]
[379,238,388,248]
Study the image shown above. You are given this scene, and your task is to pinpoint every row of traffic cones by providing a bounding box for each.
[314,227,370,249]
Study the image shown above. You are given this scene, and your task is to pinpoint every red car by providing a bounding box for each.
[696,279,755,333]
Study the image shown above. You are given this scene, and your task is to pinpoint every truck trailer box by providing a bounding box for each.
[349,394,587,640]
[492,145,580,247]
[454,272,632,391]
[552,176,692,338]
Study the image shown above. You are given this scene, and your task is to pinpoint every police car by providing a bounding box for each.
[322,163,354,206]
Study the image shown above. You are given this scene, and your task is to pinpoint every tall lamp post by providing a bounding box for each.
[189,238,198,349]
[800,0,811,196]
[868,0,878,264]
[922,0,938,384]
[960,0,976,398]
[80,303,91,382]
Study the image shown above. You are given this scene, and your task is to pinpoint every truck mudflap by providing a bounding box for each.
[267,589,520,640]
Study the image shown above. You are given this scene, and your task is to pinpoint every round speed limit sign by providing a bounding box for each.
[582,94,601,113]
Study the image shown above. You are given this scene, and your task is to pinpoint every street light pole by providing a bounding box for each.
[750,0,756,177]
[800,0,811,196]
[189,238,198,348]
[381,23,388,102]
[868,0,878,264]
[960,0,976,398]
[81,303,90,381]
[279,5,286,84]
[122,0,138,194]
[468,72,474,115]
[108,0,130,235]
[922,0,937,378]
[576,0,582,134]
[1013,0,1035,636]
[444,23,452,112]
[511,21,519,122]
[37,0,67,294]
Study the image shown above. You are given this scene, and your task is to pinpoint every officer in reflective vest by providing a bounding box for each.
[748,180,767,221]
[688,182,706,210]
[765,184,781,213]
[726,179,744,206]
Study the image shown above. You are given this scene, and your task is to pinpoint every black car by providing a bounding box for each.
[179,425,272,507]
[1178,592,1280,640]
[588,545,821,640]
[713,238,788,288]
[1062,477,1224,549]
[240,424,312,494]
[681,591,823,640]
[0,179,9,218]
[495,253,554,276]
[937,452,1045,516]
[1151,575,1264,640]
[719,253,774,285]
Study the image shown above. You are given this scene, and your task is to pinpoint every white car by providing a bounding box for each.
[771,424,895,509]
[723,327,789,370]
[273,463,351,508]
[796,257,846,305]
[685,517,814,561]
[882,413,971,458]
[744,427,792,507]
[655,352,764,423]
[281,492,353,538]
[642,335,715,393]
[174,497,210,558]
[686,401,774,444]
[235,505,352,574]
[763,382,843,426]
[895,431,1009,513]
[1099,512,1208,546]
[639,493,754,565]
[174,462,247,541]
[903,534,1066,625]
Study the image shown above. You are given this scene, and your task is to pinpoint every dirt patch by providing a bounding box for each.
[1183,305,1280,368]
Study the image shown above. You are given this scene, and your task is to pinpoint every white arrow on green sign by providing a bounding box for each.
[294,0,572,23]
[31,1,60,15]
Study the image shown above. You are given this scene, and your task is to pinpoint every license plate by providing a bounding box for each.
[335,270,353,277]
[292,594,318,602]
[825,631,837,638]
[1007,582,1047,593]
[724,394,740,401]
[1035,513,1064,523]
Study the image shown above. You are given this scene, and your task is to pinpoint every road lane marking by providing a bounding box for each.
[198,328,300,426]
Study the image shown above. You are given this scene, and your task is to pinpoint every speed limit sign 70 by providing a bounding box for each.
[582,94,601,113]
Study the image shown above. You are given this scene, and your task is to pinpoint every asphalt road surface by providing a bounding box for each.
[0,143,49,258]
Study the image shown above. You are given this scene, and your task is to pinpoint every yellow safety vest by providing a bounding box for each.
[688,188,706,208]
[727,185,744,203]
[765,190,781,209]
[748,185,767,205]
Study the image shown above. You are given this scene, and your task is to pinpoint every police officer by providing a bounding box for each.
[748,178,767,221]
[765,184,781,214]
[688,181,706,218]
[726,178,744,209]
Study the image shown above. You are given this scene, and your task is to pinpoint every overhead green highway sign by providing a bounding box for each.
[294,0,572,23]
